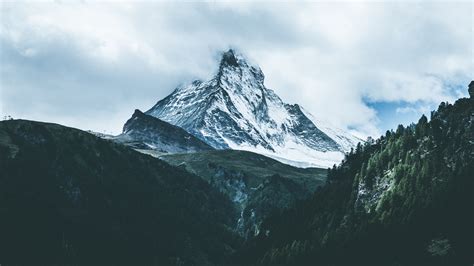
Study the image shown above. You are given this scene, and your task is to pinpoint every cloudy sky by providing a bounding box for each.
[1,1,472,138]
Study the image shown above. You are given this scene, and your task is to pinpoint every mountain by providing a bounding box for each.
[113,107,329,238]
[239,90,474,265]
[160,150,327,237]
[146,49,360,168]
[114,109,213,154]
[0,119,241,264]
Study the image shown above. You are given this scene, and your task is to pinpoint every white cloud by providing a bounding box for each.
[396,104,432,115]
[0,1,472,137]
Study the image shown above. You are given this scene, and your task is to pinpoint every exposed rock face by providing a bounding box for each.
[469,80,474,98]
[114,109,214,153]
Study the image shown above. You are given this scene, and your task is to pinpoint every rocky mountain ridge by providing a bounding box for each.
[114,109,213,154]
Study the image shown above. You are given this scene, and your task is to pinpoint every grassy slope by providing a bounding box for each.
[161,150,328,237]
[160,150,327,191]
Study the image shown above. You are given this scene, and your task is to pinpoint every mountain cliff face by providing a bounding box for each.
[114,109,213,154]
[146,50,360,168]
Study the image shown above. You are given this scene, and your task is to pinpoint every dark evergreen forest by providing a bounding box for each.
[238,96,473,265]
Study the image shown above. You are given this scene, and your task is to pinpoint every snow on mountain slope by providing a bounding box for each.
[146,49,361,168]
[299,107,362,152]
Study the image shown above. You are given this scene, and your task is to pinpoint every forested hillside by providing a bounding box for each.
[240,96,473,265]
[0,120,241,265]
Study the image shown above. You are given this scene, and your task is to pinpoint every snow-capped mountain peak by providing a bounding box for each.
[217,49,265,88]
[146,49,361,168]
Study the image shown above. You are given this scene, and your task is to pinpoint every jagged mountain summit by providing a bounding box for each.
[146,49,360,168]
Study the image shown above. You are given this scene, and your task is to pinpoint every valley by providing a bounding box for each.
[0,47,472,265]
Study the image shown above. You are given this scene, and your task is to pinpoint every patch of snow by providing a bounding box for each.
[355,170,395,213]
[224,136,344,168]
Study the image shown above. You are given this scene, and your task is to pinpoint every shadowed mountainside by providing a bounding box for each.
[0,119,240,264]
[161,150,327,236]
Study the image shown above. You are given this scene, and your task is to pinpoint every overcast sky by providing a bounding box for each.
[1,1,472,138]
